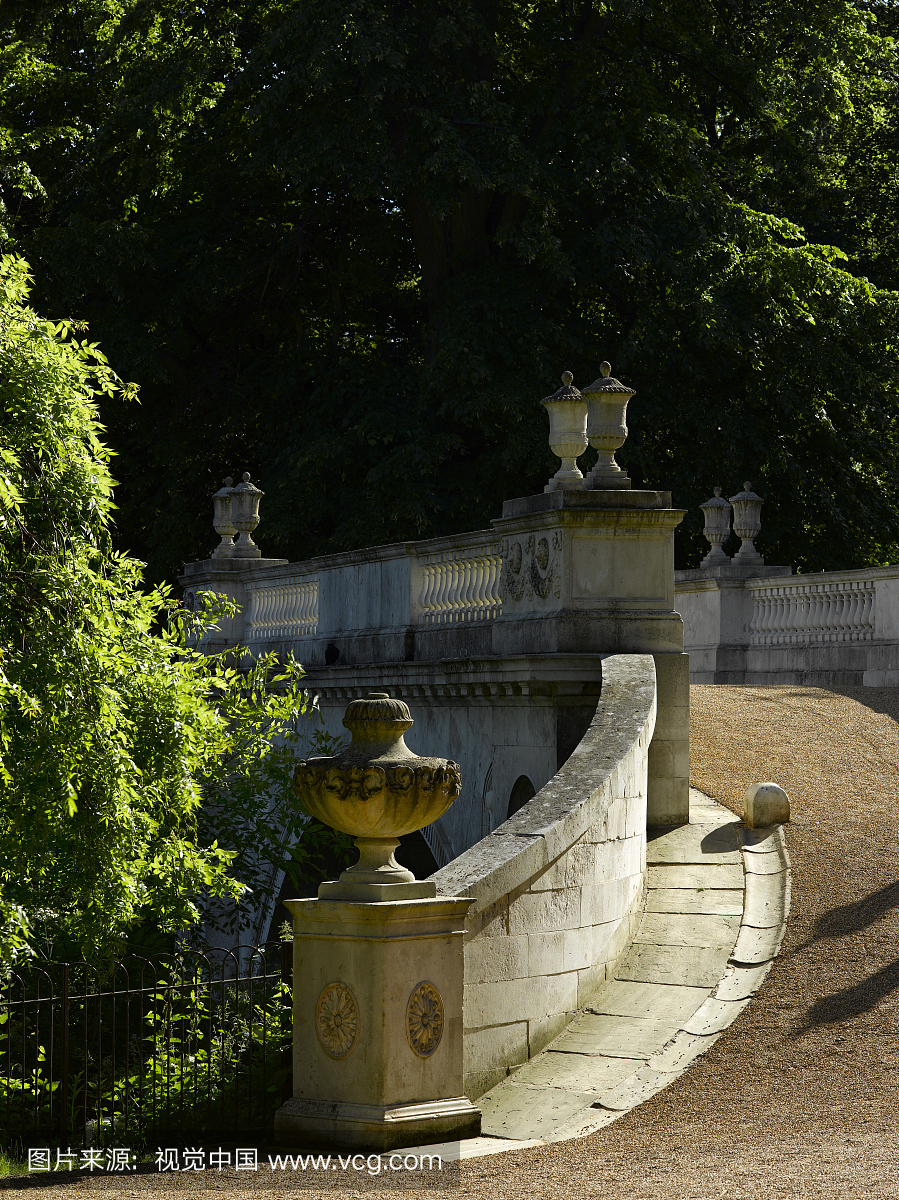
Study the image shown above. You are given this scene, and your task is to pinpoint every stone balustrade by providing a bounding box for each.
[192,535,504,645]
[748,578,875,646]
[675,562,899,685]
[416,540,503,627]
[244,574,319,642]
[183,489,691,834]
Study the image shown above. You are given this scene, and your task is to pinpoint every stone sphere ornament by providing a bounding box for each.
[744,782,791,829]
[582,362,636,489]
[293,693,461,894]
[541,371,588,492]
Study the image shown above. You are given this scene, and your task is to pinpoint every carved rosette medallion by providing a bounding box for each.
[315,982,359,1059]
[406,981,444,1057]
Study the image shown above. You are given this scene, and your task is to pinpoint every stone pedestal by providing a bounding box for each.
[274,892,480,1151]
[492,488,690,824]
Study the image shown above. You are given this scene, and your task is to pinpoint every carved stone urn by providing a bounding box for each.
[230,472,263,559]
[211,477,236,559]
[699,487,732,567]
[293,692,461,900]
[729,481,765,565]
[541,371,588,492]
[582,361,635,489]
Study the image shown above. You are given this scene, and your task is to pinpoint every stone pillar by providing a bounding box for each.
[492,489,690,824]
[274,894,479,1151]
[274,693,481,1150]
[673,562,792,683]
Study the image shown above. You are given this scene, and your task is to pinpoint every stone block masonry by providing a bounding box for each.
[431,654,656,1099]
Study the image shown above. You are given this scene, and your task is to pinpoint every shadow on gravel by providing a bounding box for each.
[796,958,899,1030]
[792,881,899,952]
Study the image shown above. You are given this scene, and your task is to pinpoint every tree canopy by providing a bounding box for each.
[2,0,899,576]
[0,254,321,966]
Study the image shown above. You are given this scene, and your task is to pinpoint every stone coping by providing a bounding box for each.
[180,527,503,587]
[676,562,899,588]
[430,653,657,915]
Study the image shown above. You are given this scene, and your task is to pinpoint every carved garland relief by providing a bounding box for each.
[315,982,359,1059]
[294,760,461,805]
[501,530,563,603]
[406,981,444,1057]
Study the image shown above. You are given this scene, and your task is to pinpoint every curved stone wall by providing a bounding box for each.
[431,653,657,1099]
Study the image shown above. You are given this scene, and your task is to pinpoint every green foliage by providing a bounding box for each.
[199,713,355,933]
[0,255,317,966]
[3,0,899,574]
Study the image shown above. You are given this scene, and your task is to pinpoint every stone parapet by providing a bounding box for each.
[430,653,657,1099]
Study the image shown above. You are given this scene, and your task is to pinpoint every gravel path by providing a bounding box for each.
[7,684,899,1198]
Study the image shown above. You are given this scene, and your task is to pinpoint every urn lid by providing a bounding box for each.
[701,486,731,509]
[541,370,583,406]
[582,361,635,396]
[232,470,262,496]
[729,481,763,504]
[343,692,413,733]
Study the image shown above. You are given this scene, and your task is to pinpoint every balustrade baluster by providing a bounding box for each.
[244,587,259,636]
[489,554,502,618]
[476,554,491,618]
[823,590,839,641]
[778,588,793,644]
[846,587,861,640]
[251,587,270,638]
[310,579,320,632]
[419,561,436,625]
[793,587,806,641]
[436,559,452,625]
[783,589,797,643]
[801,588,816,643]
[763,588,777,643]
[831,589,845,641]
[273,585,288,639]
[459,553,476,619]
[468,556,484,619]
[296,582,308,633]
[854,588,868,643]
[749,591,763,641]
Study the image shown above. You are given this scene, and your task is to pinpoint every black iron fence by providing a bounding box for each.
[0,942,292,1145]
